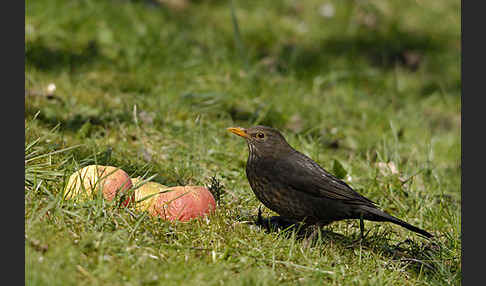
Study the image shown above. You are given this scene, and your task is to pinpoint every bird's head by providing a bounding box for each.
[227,125,292,157]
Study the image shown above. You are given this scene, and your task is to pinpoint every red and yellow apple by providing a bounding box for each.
[150,186,216,222]
[132,177,168,212]
[63,165,134,206]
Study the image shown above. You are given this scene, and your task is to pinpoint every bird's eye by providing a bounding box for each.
[257,132,265,139]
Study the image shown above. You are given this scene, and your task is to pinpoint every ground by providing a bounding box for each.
[25,0,461,285]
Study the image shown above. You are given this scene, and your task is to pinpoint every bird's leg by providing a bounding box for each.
[360,215,365,240]
[303,225,316,249]
[350,215,366,246]
[302,224,323,249]
[256,206,264,224]
[349,215,372,247]
[255,206,271,231]
[359,214,373,240]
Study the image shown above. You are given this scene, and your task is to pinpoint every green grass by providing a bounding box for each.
[25,0,461,285]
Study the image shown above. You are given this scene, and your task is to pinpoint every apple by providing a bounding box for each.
[63,165,102,200]
[64,165,134,206]
[132,178,168,212]
[101,166,134,206]
[150,186,216,222]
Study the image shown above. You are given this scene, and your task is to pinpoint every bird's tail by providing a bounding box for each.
[361,205,433,238]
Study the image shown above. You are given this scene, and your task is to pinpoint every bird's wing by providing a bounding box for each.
[271,152,376,206]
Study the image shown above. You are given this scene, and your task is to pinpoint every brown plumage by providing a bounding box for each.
[228,125,432,238]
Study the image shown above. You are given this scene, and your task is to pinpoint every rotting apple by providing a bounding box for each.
[150,186,216,222]
[64,165,134,206]
[132,178,168,212]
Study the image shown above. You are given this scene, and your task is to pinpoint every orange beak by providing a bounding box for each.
[227,127,249,138]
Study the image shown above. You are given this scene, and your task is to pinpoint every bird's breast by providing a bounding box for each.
[245,159,313,220]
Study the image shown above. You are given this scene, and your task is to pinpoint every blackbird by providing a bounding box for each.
[228,125,432,239]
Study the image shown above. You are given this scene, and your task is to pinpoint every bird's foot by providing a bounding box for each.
[254,207,301,232]
[302,225,324,249]
[348,228,372,248]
